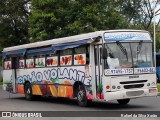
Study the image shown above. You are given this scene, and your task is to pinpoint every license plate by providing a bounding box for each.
[149,88,157,93]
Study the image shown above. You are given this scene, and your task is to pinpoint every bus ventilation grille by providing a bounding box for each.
[124,84,144,89]
[120,80,147,84]
[126,90,144,96]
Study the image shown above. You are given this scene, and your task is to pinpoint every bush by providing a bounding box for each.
[0,78,2,85]
[157,84,160,92]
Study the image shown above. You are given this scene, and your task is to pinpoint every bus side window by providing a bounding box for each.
[3,57,12,69]
[60,49,73,66]
[35,55,45,68]
[74,45,88,65]
[18,57,25,69]
[46,53,58,67]
[26,56,34,68]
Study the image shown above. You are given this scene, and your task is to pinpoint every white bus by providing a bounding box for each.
[2,30,157,106]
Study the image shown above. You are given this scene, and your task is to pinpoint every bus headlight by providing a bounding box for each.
[151,82,155,86]
[112,85,116,89]
[147,83,150,86]
[117,86,121,89]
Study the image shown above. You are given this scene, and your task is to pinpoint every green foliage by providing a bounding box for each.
[156,31,160,52]
[0,0,160,51]
[128,0,160,31]
[29,0,129,42]
[157,84,160,92]
[0,0,30,50]
[0,78,2,85]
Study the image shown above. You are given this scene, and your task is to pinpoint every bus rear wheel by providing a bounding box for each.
[117,99,130,105]
[24,83,33,101]
[77,85,87,107]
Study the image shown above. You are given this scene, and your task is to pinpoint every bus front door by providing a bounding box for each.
[94,45,103,99]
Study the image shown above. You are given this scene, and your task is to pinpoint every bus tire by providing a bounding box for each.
[24,83,33,101]
[117,99,130,105]
[77,85,87,107]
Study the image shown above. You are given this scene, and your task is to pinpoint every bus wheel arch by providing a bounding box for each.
[73,81,84,98]
[73,81,88,107]
[24,81,30,88]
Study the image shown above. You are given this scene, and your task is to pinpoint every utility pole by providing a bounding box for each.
[154,0,157,67]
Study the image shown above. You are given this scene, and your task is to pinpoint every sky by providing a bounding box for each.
[150,0,160,22]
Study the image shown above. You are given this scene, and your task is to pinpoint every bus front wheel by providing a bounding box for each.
[117,99,130,105]
[24,83,33,101]
[77,85,87,107]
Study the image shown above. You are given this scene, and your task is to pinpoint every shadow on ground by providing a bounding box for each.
[10,95,151,110]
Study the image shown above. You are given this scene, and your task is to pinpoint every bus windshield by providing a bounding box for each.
[104,42,153,69]
[131,42,152,68]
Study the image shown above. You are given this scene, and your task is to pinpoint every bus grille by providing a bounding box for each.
[124,84,144,89]
[120,80,147,84]
[126,90,144,96]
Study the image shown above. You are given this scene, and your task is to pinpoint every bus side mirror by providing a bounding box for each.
[102,48,108,59]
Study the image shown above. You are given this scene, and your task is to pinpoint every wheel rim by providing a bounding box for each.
[78,90,85,102]
[27,88,30,94]
[25,85,31,97]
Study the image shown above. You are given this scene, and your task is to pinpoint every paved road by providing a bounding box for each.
[0,85,160,120]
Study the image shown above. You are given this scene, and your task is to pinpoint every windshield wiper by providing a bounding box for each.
[116,41,128,61]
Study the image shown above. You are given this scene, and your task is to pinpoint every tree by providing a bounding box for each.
[0,0,30,65]
[155,25,160,51]
[140,0,160,30]
[0,0,30,51]
[29,0,128,42]
[120,0,141,24]
[127,0,160,31]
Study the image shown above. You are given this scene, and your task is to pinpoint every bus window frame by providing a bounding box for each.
[25,56,35,69]
[35,55,46,68]
[73,45,90,66]
[46,52,59,67]
[18,57,25,69]
[60,48,73,66]
[15,45,90,69]
[3,57,12,70]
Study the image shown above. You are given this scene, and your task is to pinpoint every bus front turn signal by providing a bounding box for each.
[106,85,110,89]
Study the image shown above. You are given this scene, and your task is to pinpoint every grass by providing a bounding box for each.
[157,84,160,92]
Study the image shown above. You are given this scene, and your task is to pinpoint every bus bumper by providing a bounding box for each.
[104,88,157,101]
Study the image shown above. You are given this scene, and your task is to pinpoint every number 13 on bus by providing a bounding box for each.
[2,30,157,106]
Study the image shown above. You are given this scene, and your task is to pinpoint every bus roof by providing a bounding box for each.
[3,29,149,52]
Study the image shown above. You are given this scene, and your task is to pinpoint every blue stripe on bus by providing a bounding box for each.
[26,39,90,55]
[52,39,90,51]
[2,48,26,58]
[26,47,53,55]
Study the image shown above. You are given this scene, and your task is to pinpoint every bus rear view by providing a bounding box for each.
[101,30,157,104]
